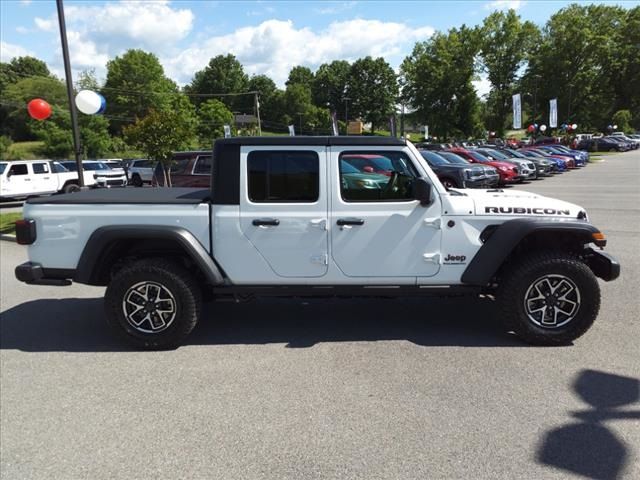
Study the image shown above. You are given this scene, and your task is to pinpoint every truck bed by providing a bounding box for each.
[27,187,210,205]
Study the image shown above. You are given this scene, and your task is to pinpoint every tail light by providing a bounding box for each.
[15,219,37,245]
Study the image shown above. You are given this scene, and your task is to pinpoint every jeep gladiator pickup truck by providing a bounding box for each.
[15,137,620,349]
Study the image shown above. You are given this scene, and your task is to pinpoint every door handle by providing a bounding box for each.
[310,218,327,230]
[24,179,32,181]
[252,218,280,227]
[336,218,364,226]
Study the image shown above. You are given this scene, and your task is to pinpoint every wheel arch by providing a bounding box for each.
[461,219,601,285]
[74,226,225,287]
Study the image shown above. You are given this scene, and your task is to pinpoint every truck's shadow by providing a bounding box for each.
[0,296,527,352]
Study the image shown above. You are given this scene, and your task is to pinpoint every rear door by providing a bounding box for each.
[31,161,58,194]
[239,147,328,278]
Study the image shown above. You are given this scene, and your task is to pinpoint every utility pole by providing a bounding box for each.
[343,97,350,134]
[56,0,84,186]
[297,112,303,135]
[254,91,261,136]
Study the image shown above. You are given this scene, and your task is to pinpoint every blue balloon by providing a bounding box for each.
[97,94,106,114]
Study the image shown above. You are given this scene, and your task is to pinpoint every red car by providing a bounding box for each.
[152,150,212,187]
[446,148,521,185]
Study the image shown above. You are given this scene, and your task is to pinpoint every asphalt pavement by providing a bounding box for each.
[1,151,639,480]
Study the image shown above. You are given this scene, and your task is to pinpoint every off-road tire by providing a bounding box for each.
[496,251,600,346]
[63,183,81,194]
[104,258,202,350]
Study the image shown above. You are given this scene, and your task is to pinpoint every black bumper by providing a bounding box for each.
[585,249,621,282]
[15,262,73,286]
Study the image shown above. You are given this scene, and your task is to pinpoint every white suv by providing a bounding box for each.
[59,160,127,188]
[125,159,155,187]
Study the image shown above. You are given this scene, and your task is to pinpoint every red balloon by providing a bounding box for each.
[527,125,535,133]
[27,99,52,121]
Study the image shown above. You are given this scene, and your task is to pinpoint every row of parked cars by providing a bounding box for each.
[575,133,640,152]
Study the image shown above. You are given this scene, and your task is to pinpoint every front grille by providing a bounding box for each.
[106,179,126,186]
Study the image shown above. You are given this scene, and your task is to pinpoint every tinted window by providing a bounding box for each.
[466,151,490,163]
[133,160,153,168]
[248,150,319,203]
[420,151,448,166]
[339,151,418,202]
[51,162,69,173]
[0,163,6,175]
[439,152,469,165]
[82,162,109,171]
[170,158,190,173]
[9,164,28,175]
[33,163,50,174]
[193,156,213,175]
[61,162,77,171]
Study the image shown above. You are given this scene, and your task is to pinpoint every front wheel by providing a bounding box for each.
[496,252,600,345]
[63,183,80,194]
[104,259,202,349]
[131,174,143,187]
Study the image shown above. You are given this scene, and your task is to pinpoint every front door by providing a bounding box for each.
[330,148,442,277]
[239,147,329,278]
[3,163,32,197]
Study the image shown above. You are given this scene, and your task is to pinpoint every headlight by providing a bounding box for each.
[498,166,509,172]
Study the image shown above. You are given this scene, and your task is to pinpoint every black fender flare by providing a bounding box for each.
[74,225,224,286]
[461,219,600,285]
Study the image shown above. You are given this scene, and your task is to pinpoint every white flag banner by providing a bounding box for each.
[288,125,295,136]
[330,111,339,136]
[512,94,522,129]
[425,125,429,139]
[223,125,231,138]
[549,98,558,128]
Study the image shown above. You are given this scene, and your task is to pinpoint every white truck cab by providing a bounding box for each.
[15,137,619,349]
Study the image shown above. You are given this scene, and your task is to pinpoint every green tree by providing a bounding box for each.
[0,56,50,95]
[124,95,197,185]
[197,99,234,146]
[103,49,178,134]
[0,135,13,160]
[286,66,314,89]
[479,9,539,135]
[401,27,481,140]
[349,57,398,133]
[312,60,351,122]
[186,54,249,110]
[612,110,633,133]
[75,68,100,91]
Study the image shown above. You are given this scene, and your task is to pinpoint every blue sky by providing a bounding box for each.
[1,0,638,95]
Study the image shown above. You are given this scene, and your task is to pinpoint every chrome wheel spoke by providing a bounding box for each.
[122,281,177,334]
[524,274,581,329]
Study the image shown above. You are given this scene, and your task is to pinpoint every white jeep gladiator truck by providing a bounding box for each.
[15,137,620,349]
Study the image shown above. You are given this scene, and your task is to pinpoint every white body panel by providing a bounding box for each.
[0,160,96,199]
[25,203,210,269]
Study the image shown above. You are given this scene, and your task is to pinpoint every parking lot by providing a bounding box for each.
[1,151,638,479]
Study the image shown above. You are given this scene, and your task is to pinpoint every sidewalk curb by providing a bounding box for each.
[0,234,16,242]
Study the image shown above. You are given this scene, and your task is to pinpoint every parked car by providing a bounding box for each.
[591,137,629,152]
[489,147,555,175]
[0,159,96,200]
[60,160,128,188]
[522,147,576,168]
[446,147,521,185]
[418,150,491,189]
[518,149,568,171]
[475,148,538,180]
[537,145,588,166]
[152,151,212,188]
[437,151,500,186]
[607,135,639,149]
[125,158,156,187]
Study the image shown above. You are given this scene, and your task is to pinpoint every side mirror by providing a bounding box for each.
[414,178,432,206]
[6,170,12,178]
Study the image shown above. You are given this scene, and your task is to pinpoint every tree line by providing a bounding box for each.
[1,3,638,161]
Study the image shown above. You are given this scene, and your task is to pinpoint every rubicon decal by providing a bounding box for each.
[485,206,571,215]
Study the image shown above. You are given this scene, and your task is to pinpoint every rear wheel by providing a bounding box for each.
[104,258,202,349]
[496,251,600,345]
[63,183,80,194]
[131,174,143,187]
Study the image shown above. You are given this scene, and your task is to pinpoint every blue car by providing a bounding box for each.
[519,149,567,171]
[539,145,588,166]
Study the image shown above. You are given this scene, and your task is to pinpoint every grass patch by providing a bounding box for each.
[0,212,22,235]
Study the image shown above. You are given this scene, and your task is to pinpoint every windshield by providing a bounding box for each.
[439,152,468,165]
[509,150,528,158]
[52,162,69,173]
[466,151,491,163]
[479,149,509,160]
[61,162,77,171]
[0,163,6,175]
[82,162,110,171]
[420,151,449,166]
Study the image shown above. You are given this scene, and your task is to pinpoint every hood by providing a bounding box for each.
[489,160,518,170]
[462,189,584,219]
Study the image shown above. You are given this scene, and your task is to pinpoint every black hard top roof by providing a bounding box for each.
[214,136,407,147]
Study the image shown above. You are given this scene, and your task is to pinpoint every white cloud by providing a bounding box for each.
[485,0,526,10]
[0,41,35,62]
[34,17,55,32]
[16,26,29,34]
[473,74,492,98]
[163,18,435,86]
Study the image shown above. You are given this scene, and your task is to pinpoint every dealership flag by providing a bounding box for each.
[389,115,397,137]
[512,94,522,129]
[549,98,558,128]
[331,111,339,136]
[425,125,429,139]
[288,125,295,136]
[223,125,231,138]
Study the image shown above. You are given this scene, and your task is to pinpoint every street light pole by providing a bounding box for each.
[343,97,350,134]
[56,0,84,187]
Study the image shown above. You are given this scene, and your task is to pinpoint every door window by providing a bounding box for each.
[248,151,319,203]
[339,151,418,202]
[33,163,50,174]
[8,164,28,176]
[193,156,213,175]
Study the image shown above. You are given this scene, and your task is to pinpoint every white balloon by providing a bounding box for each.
[571,123,578,130]
[75,90,104,115]
[540,125,547,132]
